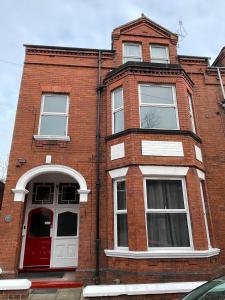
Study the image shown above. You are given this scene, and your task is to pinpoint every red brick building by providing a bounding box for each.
[1,15,225,294]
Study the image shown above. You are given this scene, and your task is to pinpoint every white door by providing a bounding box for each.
[52,207,79,268]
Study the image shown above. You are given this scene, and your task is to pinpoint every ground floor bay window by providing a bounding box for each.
[144,178,192,249]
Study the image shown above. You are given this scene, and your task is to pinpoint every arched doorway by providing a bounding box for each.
[13,165,90,270]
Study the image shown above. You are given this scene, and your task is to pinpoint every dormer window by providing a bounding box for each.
[123,43,142,63]
[150,45,170,64]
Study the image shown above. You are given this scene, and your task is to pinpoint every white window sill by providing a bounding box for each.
[33,135,70,141]
[83,281,206,297]
[104,248,220,259]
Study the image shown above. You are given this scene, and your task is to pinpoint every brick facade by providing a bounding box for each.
[1,15,225,297]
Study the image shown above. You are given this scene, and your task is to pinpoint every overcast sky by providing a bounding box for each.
[1,0,225,177]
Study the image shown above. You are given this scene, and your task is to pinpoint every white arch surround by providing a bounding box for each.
[12,164,90,202]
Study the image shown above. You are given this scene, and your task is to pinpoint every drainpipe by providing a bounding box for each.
[95,50,102,284]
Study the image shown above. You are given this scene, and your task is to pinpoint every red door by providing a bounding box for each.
[24,208,53,268]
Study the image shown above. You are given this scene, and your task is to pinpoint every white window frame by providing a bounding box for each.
[114,178,128,250]
[37,94,69,139]
[143,177,193,250]
[139,84,180,130]
[111,87,124,134]
[188,94,196,133]
[123,43,142,64]
[150,45,170,64]
[199,180,211,249]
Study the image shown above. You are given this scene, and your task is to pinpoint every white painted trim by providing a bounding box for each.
[0,279,31,290]
[109,167,128,179]
[104,248,220,259]
[197,169,205,180]
[111,143,125,160]
[111,87,124,134]
[12,165,90,202]
[83,281,206,297]
[195,145,203,162]
[11,188,29,202]
[139,165,189,176]
[33,135,70,141]
[142,141,184,157]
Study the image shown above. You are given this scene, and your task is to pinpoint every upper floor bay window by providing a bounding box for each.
[38,94,69,137]
[144,178,192,248]
[150,45,170,64]
[114,180,128,248]
[111,87,124,134]
[139,84,179,130]
[123,43,142,63]
[188,94,196,133]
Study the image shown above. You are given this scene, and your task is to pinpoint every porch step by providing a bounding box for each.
[31,280,83,289]
[18,271,83,289]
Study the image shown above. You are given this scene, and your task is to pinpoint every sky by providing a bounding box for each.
[0,0,225,178]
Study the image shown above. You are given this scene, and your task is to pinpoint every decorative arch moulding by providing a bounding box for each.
[11,164,90,202]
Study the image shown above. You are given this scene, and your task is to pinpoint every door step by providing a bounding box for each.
[31,280,83,288]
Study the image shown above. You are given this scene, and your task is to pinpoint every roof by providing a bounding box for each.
[212,46,225,66]
[112,14,178,38]
[24,44,115,54]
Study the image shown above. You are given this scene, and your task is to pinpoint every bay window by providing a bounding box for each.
[114,180,128,248]
[111,87,124,133]
[150,45,170,63]
[123,43,142,63]
[188,94,196,133]
[144,178,192,248]
[139,84,179,130]
[38,94,69,137]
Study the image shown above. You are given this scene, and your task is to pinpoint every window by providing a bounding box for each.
[123,43,142,63]
[150,45,170,63]
[139,84,179,130]
[57,211,78,237]
[114,180,128,248]
[39,94,69,137]
[188,94,196,133]
[58,183,80,204]
[111,87,124,133]
[32,183,54,204]
[144,178,192,248]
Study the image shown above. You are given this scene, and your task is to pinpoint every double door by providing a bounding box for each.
[21,181,79,269]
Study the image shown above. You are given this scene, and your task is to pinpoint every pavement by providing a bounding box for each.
[29,287,83,300]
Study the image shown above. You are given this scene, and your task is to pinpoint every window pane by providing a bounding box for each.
[147,213,190,247]
[123,57,142,63]
[29,209,52,237]
[57,212,78,237]
[40,115,67,135]
[32,183,54,204]
[141,106,177,129]
[113,89,123,109]
[117,181,126,210]
[114,110,124,133]
[117,214,128,247]
[140,86,174,104]
[151,46,167,59]
[124,44,141,57]
[146,180,184,209]
[58,183,80,204]
[43,95,67,113]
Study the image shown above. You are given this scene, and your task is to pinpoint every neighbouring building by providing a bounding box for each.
[1,15,225,297]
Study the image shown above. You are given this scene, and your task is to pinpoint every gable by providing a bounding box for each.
[121,22,170,38]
